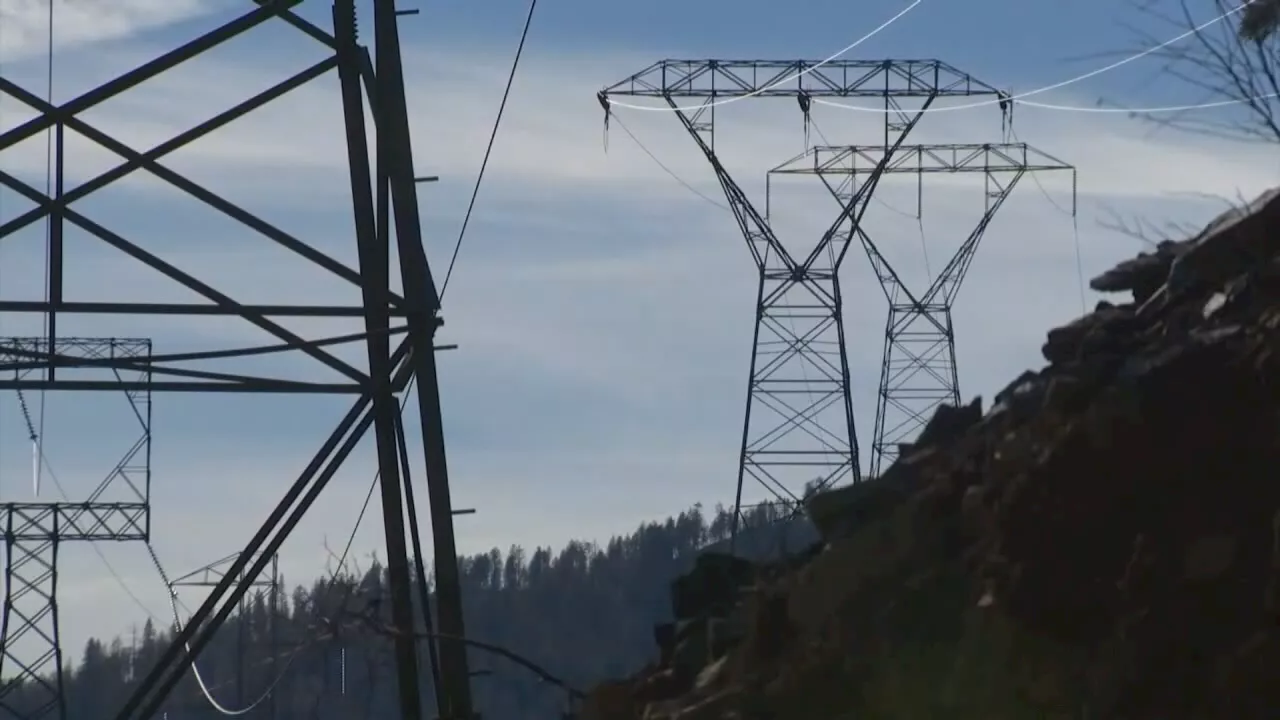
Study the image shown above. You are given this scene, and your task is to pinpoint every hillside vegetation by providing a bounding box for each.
[8,504,806,719]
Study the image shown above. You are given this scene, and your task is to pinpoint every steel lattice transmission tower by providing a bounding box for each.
[0,338,151,720]
[0,1,475,719]
[169,552,281,718]
[598,61,1007,539]
[770,143,1076,476]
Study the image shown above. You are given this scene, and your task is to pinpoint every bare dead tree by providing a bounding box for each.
[1083,3,1275,251]
[1112,0,1280,143]
[1095,189,1243,246]
[319,595,586,701]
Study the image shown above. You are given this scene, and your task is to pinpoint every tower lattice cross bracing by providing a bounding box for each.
[0,1,476,718]
[770,143,1076,476]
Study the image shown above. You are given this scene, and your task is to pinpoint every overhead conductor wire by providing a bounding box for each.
[601,0,1270,117]
[810,0,1266,115]
[34,0,53,500]
[608,2,1276,211]
[1009,125,1088,314]
[439,0,539,300]
[148,544,299,716]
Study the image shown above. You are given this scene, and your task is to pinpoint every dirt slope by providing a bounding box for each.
[575,188,1280,720]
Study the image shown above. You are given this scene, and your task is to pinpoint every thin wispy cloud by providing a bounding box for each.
[0,0,218,61]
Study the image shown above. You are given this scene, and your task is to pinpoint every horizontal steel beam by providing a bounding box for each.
[1,503,148,542]
[602,59,1004,99]
[0,380,363,393]
[769,142,1075,176]
[0,301,425,317]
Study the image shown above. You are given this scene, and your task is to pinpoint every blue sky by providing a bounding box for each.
[0,0,1277,675]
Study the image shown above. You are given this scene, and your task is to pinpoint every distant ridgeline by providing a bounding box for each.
[13,501,814,719]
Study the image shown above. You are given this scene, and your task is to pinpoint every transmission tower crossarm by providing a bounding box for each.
[772,141,1076,307]
[600,59,1004,99]
[769,142,1076,177]
[1,502,146,541]
[170,552,279,589]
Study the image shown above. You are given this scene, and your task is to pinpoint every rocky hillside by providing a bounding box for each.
[575,188,1280,720]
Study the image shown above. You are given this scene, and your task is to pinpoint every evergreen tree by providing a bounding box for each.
[13,502,811,719]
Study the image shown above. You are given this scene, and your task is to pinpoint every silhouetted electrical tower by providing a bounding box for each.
[0,338,152,720]
[770,143,1076,476]
[598,60,1007,540]
[169,552,281,718]
[0,1,473,719]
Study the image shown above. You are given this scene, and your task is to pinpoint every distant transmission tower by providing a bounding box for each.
[0,2,474,719]
[598,60,1007,542]
[770,143,1076,476]
[0,337,152,720]
[169,552,281,718]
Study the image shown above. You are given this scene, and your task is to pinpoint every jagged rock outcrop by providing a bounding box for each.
[574,188,1280,719]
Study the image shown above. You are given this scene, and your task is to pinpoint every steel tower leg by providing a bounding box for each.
[334,3,425,718]
[865,170,1023,475]
[0,532,63,720]
[369,0,476,715]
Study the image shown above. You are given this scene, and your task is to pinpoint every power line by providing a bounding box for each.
[812,0,1261,115]
[34,0,53,499]
[17,429,296,717]
[605,1,1260,117]
[439,0,539,300]
[331,376,416,579]
[35,451,161,621]
[613,116,728,211]
[1008,125,1088,314]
